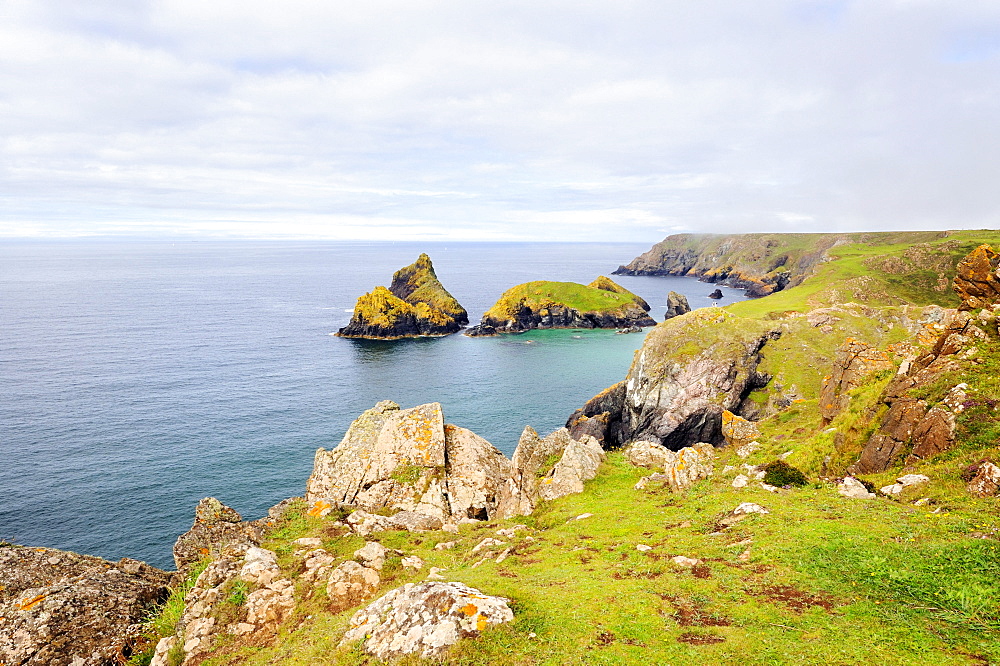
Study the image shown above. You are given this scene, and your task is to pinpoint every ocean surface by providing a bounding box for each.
[0,241,747,569]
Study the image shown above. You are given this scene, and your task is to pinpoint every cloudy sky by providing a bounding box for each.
[2,1,999,241]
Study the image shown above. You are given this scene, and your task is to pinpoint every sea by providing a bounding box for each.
[0,241,747,569]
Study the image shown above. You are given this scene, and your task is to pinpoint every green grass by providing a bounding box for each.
[483,280,645,320]
[183,453,1000,665]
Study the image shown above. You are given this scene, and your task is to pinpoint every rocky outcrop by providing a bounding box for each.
[850,308,982,474]
[338,254,467,339]
[339,581,514,660]
[968,462,1000,498]
[708,288,724,299]
[819,338,897,421]
[665,291,691,319]
[308,401,598,524]
[954,244,1000,310]
[571,310,779,450]
[721,410,761,448]
[566,381,626,447]
[494,427,604,518]
[628,441,715,491]
[0,545,171,666]
[172,497,265,575]
[465,278,655,336]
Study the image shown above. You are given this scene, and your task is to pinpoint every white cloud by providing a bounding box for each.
[2,1,1000,240]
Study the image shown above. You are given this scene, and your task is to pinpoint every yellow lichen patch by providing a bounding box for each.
[307,500,332,517]
[17,594,46,611]
[461,603,479,616]
[476,614,489,631]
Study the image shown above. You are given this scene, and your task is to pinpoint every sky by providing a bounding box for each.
[2,1,1000,242]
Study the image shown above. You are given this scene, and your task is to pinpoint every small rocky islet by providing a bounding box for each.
[337,253,469,339]
[464,275,656,336]
[9,232,1000,665]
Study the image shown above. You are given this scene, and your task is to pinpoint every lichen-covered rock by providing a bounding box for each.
[354,542,388,571]
[566,381,626,447]
[633,443,715,491]
[838,477,876,499]
[495,428,602,518]
[339,581,513,660]
[338,254,467,339]
[623,440,675,469]
[173,497,265,574]
[721,410,761,448]
[308,402,514,524]
[327,560,381,613]
[954,244,1000,310]
[466,278,655,336]
[880,474,930,497]
[665,291,692,319]
[967,462,1000,498]
[0,545,170,666]
[608,310,780,449]
[819,338,896,421]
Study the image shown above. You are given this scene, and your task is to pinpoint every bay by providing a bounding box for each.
[0,240,745,568]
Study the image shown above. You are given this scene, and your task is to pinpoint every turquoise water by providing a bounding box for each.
[0,241,746,568]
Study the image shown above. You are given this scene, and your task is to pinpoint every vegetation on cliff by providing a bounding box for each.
[467,277,655,335]
[338,254,467,339]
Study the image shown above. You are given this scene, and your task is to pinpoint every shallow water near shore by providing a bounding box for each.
[0,240,746,568]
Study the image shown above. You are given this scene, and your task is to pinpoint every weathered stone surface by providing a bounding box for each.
[174,556,242,661]
[308,402,512,524]
[954,244,1000,310]
[339,581,514,660]
[665,291,692,319]
[0,546,170,666]
[346,510,396,536]
[968,462,1000,498]
[173,497,265,574]
[819,338,896,421]
[732,474,749,488]
[495,428,603,518]
[566,381,626,447]
[623,440,675,469]
[389,511,445,532]
[838,477,876,499]
[327,560,381,613]
[880,474,930,497]
[241,578,295,638]
[607,311,780,450]
[630,442,715,491]
[442,424,512,520]
[906,407,956,464]
[733,502,770,516]
[538,434,604,500]
[354,542,388,571]
[240,547,282,587]
[721,410,761,448]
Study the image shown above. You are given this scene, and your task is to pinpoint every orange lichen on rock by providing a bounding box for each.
[307,500,333,517]
[954,244,1000,310]
[17,594,46,611]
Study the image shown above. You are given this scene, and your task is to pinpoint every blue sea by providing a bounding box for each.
[0,241,746,569]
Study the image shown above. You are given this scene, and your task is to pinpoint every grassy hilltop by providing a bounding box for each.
[136,231,1000,665]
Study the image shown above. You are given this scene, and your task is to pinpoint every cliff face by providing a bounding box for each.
[338,254,467,339]
[613,231,953,297]
[465,277,655,336]
[568,310,779,449]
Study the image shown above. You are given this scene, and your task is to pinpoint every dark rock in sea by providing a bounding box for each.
[708,288,724,299]
[464,323,499,337]
[466,277,655,336]
[338,254,468,339]
[665,291,691,319]
[0,544,171,666]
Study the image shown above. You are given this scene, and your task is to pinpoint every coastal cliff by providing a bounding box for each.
[465,276,654,336]
[338,254,468,339]
[12,232,1000,666]
[613,231,957,297]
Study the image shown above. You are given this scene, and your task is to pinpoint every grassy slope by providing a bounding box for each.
[144,230,1000,665]
[196,452,1000,666]
[483,280,644,320]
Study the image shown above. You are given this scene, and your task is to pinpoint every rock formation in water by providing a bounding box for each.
[665,291,691,319]
[338,253,468,339]
[0,545,171,666]
[465,276,654,336]
[708,288,724,299]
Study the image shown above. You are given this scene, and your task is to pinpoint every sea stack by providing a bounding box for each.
[465,276,654,336]
[665,291,691,319]
[338,254,468,339]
